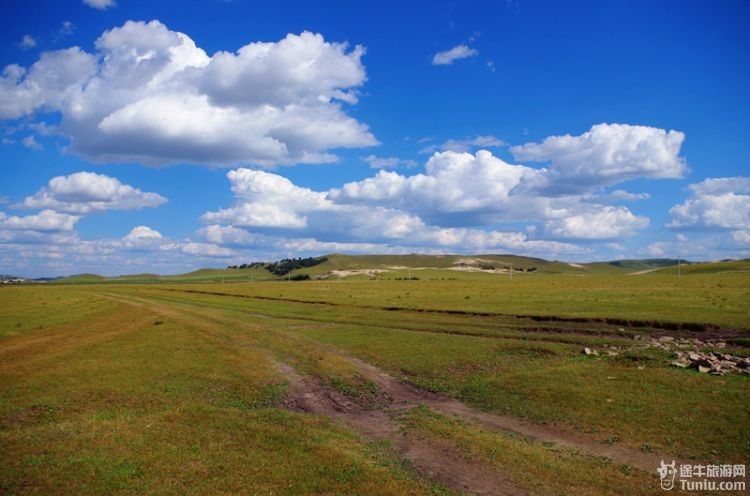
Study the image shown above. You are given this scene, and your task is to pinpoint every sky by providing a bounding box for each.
[0,0,749,277]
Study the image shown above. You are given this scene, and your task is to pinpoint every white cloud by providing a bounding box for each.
[510,123,687,193]
[202,169,330,228]
[19,35,37,50]
[83,0,116,9]
[200,167,588,257]
[0,21,376,167]
[432,44,478,65]
[598,189,651,201]
[19,171,166,214]
[59,21,76,37]
[21,135,42,150]
[0,210,79,231]
[362,155,418,169]
[169,242,234,258]
[419,135,506,154]
[544,206,649,239]
[197,224,259,246]
[332,150,543,222]
[686,177,750,195]
[0,48,98,119]
[122,225,163,249]
[668,177,750,231]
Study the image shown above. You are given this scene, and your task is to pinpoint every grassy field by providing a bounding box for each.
[2,268,749,494]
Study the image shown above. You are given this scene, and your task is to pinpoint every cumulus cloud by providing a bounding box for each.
[332,150,543,222]
[21,135,42,150]
[510,123,687,194]
[544,207,649,239]
[122,225,163,250]
[169,241,234,258]
[0,21,376,167]
[419,135,505,154]
[0,48,97,119]
[200,167,588,256]
[83,0,116,9]
[0,210,79,231]
[19,171,166,214]
[58,21,76,37]
[362,155,418,169]
[19,35,37,50]
[598,189,651,202]
[668,177,750,231]
[432,44,478,65]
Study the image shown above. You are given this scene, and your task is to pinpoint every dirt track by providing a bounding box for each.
[99,290,676,495]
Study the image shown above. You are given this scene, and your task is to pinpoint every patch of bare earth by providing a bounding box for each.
[277,361,523,496]
[342,355,683,472]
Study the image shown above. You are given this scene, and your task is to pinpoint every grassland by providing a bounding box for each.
[2,262,749,494]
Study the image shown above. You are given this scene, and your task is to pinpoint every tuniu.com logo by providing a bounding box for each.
[657,459,746,492]
[657,460,677,490]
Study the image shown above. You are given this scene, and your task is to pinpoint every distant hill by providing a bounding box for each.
[38,254,750,284]
[605,258,686,270]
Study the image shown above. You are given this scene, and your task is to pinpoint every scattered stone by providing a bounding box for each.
[583,347,599,356]
[654,337,750,376]
[659,336,675,342]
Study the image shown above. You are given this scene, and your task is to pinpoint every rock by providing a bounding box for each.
[697,365,711,373]
[671,360,689,368]
[617,328,626,332]
[583,347,594,356]
[633,334,642,341]
[715,342,727,348]
[688,352,702,361]
[659,336,675,342]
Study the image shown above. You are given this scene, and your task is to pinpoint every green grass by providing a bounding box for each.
[0,289,436,495]
[2,271,749,494]
[169,270,750,329]
[399,406,655,496]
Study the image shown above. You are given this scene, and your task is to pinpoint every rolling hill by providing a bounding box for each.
[38,254,749,284]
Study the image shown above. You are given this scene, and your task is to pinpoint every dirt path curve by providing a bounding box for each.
[278,361,523,496]
[341,354,673,473]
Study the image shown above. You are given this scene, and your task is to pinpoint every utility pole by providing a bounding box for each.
[677,255,681,279]
[408,267,411,280]
[510,263,513,281]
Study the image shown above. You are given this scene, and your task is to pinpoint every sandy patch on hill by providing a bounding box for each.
[447,266,508,274]
[328,269,389,278]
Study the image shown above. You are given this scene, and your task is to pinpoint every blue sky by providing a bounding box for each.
[1,0,749,276]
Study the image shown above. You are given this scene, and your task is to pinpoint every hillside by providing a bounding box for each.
[41,255,750,284]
